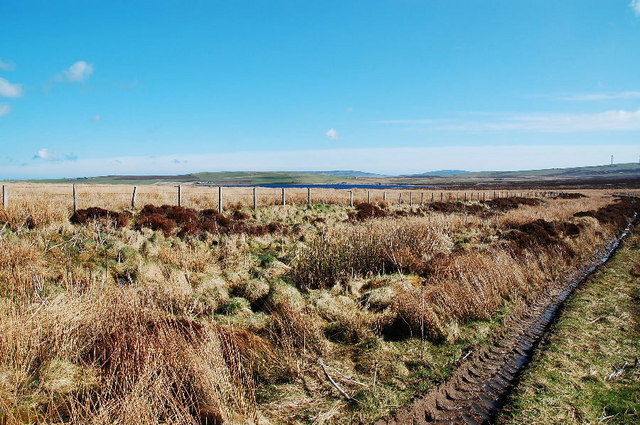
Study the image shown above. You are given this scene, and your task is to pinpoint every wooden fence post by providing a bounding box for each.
[431,192,434,202]
[383,191,387,202]
[307,188,311,205]
[440,192,443,202]
[131,186,137,209]
[398,193,402,204]
[72,184,77,212]
[253,187,257,210]
[349,190,353,207]
[409,192,413,206]
[367,191,371,203]
[281,188,286,206]
[420,192,424,205]
[177,186,182,207]
[218,187,223,213]
[2,185,7,209]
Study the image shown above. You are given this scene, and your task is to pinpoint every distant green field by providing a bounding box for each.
[20,171,363,185]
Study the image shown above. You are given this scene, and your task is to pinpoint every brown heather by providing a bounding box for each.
[0,186,636,424]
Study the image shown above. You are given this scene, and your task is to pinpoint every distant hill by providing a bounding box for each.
[388,163,640,189]
[408,170,469,177]
[294,170,386,177]
[460,163,640,179]
[11,163,640,187]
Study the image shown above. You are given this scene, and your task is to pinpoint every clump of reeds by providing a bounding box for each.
[0,287,258,424]
[288,217,452,290]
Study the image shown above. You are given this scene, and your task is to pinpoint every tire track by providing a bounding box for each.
[374,221,634,425]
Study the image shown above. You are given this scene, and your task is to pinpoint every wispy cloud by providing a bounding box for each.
[442,109,640,133]
[0,77,23,98]
[631,0,640,17]
[0,59,15,71]
[55,61,94,83]
[93,114,102,122]
[558,91,640,101]
[0,103,10,117]
[380,109,640,133]
[325,128,340,140]
[377,119,439,124]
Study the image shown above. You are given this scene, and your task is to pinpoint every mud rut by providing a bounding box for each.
[374,222,634,425]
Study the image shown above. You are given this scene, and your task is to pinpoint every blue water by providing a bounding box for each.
[198,183,429,189]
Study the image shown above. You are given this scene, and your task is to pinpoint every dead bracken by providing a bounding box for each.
[71,207,131,228]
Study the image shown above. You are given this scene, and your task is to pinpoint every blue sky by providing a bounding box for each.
[1,0,639,178]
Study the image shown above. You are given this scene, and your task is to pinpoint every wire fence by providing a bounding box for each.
[0,183,573,213]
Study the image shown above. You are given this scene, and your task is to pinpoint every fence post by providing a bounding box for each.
[177,186,182,207]
[72,184,77,212]
[464,192,467,202]
[383,191,387,202]
[281,188,286,206]
[349,190,353,207]
[431,192,434,202]
[307,188,311,205]
[440,192,443,202]
[409,192,413,206]
[398,193,402,204]
[367,191,371,203]
[253,187,257,210]
[131,186,137,209]
[2,185,7,209]
[420,192,424,205]
[218,187,223,213]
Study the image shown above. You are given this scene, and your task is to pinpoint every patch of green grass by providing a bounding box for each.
[498,230,640,425]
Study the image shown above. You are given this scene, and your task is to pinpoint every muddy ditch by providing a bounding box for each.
[374,218,636,425]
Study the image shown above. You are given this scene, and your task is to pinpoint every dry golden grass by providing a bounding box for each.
[0,186,634,424]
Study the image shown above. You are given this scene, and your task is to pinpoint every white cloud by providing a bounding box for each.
[56,61,94,83]
[0,103,10,117]
[93,114,102,122]
[559,91,640,101]
[32,148,78,162]
[34,148,59,160]
[0,77,23,97]
[631,0,640,16]
[325,128,340,140]
[0,59,15,71]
